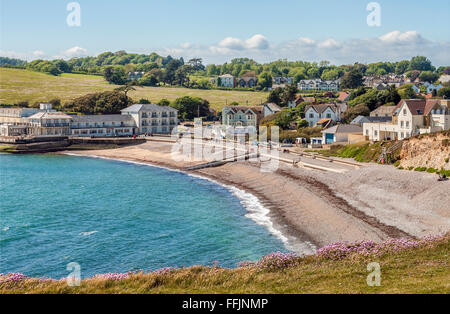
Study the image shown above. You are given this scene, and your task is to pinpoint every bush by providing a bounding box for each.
[426,168,437,173]
[394,161,400,167]
[414,167,427,172]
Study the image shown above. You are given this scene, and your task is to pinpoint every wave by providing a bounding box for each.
[79,231,98,236]
[62,153,315,253]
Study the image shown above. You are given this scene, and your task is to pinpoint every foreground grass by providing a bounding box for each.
[1,236,448,294]
[0,68,268,111]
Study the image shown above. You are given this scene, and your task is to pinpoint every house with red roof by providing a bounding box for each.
[363,99,450,141]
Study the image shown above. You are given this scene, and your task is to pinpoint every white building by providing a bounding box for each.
[27,112,72,137]
[364,99,450,141]
[71,115,136,137]
[298,79,340,91]
[121,104,178,135]
[222,106,264,129]
[304,104,341,127]
[217,74,235,88]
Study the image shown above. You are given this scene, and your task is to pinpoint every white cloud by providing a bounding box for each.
[159,31,449,66]
[60,46,89,58]
[218,34,269,50]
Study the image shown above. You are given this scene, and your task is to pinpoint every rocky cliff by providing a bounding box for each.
[399,131,450,170]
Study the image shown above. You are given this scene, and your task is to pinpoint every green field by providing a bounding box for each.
[0,68,268,111]
[1,235,448,294]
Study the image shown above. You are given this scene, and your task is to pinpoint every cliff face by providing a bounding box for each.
[399,131,450,170]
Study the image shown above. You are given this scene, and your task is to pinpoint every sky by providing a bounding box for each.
[1,0,449,66]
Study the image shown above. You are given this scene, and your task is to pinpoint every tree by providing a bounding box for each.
[63,91,132,115]
[267,87,284,105]
[157,99,170,107]
[280,85,298,107]
[437,87,450,99]
[341,69,363,89]
[409,56,433,71]
[138,98,151,104]
[162,59,183,85]
[385,85,401,105]
[187,58,205,71]
[114,82,136,98]
[103,66,127,85]
[258,72,272,89]
[139,68,162,86]
[341,104,370,123]
[170,96,210,120]
[419,71,439,83]
[398,85,417,99]
[395,60,410,74]
[174,65,194,86]
[296,119,309,129]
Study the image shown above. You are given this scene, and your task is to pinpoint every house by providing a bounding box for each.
[71,115,136,137]
[287,96,307,109]
[222,106,264,129]
[363,99,450,141]
[304,103,341,127]
[217,74,235,88]
[298,79,340,91]
[439,74,450,84]
[128,72,145,81]
[237,72,258,88]
[338,91,350,102]
[263,103,282,117]
[0,103,55,125]
[424,82,443,94]
[315,118,335,129]
[121,104,178,135]
[411,84,421,94]
[370,106,396,118]
[272,77,293,85]
[321,124,363,144]
[27,112,72,137]
[351,115,392,127]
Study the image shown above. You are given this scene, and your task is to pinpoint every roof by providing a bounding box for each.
[121,104,177,113]
[305,103,338,114]
[27,112,72,119]
[322,124,363,134]
[424,99,444,115]
[338,92,350,102]
[370,106,396,116]
[394,99,426,116]
[264,103,282,112]
[351,115,392,125]
[219,74,234,78]
[71,114,135,123]
[223,106,264,115]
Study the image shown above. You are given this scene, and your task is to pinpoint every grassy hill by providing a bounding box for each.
[1,235,448,294]
[0,68,268,111]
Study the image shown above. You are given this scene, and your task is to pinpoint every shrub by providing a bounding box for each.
[393,161,400,167]
[426,168,437,173]
[414,167,427,172]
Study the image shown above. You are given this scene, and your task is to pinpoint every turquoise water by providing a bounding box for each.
[0,154,287,278]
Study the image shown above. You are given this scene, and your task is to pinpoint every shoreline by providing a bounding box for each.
[57,141,449,251]
[63,152,314,254]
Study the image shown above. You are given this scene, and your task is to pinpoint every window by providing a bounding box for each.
[403,109,407,115]
[401,121,404,127]
[365,130,369,136]
[406,121,409,128]
[309,114,314,118]
[326,114,331,118]
[374,130,378,136]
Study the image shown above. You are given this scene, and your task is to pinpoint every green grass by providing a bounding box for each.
[1,236,448,294]
[0,68,268,111]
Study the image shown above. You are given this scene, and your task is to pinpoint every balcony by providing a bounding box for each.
[42,123,70,127]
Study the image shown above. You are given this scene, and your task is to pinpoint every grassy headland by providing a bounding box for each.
[0,68,268,111]
[1,235,448,294]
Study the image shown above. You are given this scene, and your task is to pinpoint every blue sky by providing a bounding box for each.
[1,0,449,65]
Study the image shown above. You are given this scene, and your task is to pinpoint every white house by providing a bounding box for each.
[121,104,178,135]
[222,106,264,129]
[217,74,235,88]
[322,124,363,144]
[27,112,72,137]
[298,79,340,91]
[304,104,341,127]
[364,99,450,141]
